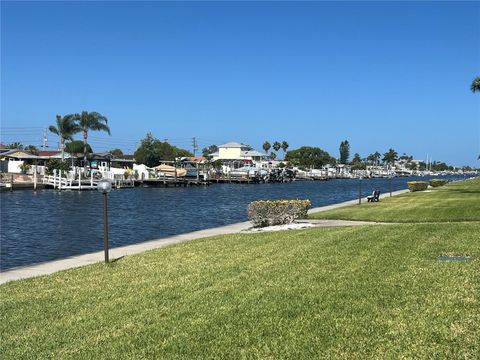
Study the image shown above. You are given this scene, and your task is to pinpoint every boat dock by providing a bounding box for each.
[135,178,210,187]
[211,176,261,184]
[43,170,135,191]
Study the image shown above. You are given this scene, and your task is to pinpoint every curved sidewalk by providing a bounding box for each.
[0,189,409,285]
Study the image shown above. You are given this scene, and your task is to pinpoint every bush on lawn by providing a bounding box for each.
[247,200,311,228]
[407,181,428,192]
[429,179,447,187]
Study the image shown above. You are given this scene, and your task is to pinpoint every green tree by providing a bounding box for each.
[48,114,80,161]
[285,146,336,169]
[270,151,277,160]
[46,158,71,175]
[471,76,480,93]
[399,153,413,161]
[366,153,375,165]
[281,141,289,159]
[76,111,110,169]
[134,133,193,167]
[65,140,92,154]
[351,153,366,170]
[373,151,381,165]
[65,140,92,167]
[339,140,350,164]
[109,149,123,156]
[25,145,38,154]
[262,141,271,155]
[211,160,223,170]
[202,145,218,157]
[383,148,398,167]
[4,142,23,149]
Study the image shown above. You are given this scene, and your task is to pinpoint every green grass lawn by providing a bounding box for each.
[1,179,479,359]
[309,178,480,223]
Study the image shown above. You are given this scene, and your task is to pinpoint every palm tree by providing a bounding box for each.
[272,141,281,156]
[382,148,398,168]
[281,141,289,159]
[281,141,289,157]
[471,76,480,93]
[262,141,271,155]
[48,114,80,161]
[76,111,110,169]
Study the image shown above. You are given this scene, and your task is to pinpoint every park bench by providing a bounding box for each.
[367,190,380,202]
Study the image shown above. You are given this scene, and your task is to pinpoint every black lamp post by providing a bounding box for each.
[358,176,363,205]
[389,174,393,197]
[97,179,112,263]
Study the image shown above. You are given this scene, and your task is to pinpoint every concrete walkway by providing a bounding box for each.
[0,188,409,285]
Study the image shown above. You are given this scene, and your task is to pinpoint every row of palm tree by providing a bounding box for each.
[48,111,110,168]
[262,141,289,159]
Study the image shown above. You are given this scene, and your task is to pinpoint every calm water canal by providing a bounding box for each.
[0,175,468,270]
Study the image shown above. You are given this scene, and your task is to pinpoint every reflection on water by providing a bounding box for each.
[0,175,469,269]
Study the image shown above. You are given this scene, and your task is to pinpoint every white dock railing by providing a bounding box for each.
[43,169,134,190]
[43,169,97,190]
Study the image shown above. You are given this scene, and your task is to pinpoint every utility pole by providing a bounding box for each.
[43,128,47,150]
[192,137,198,157]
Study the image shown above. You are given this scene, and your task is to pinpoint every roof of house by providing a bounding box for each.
[242,150,265,157]
[111,157,135,163]
[36,150,62,157]
[218,142,248,148]
[1,149,74,159]
[1,150,38,159]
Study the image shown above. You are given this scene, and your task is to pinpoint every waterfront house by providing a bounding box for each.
[209,142,269,162]
[0,149,73,174]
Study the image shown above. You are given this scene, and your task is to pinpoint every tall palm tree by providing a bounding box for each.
[471,76,480,93]
[281,141,289,159]
[48,114,80,161]
[262,141,271,155]
[382,148,398,168]
[272,141,281,155]
[77,111,110,169]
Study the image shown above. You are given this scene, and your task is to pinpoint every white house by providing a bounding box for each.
[209,142,268,162]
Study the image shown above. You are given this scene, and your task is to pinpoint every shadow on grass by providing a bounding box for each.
[110,256,125,263]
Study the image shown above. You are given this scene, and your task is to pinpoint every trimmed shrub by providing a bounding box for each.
[407,181,428,192]
[247,200,311,227]
[429,179,447,187]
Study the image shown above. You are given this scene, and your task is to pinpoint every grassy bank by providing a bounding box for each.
[1,180,479,359]
[309,177,480,223]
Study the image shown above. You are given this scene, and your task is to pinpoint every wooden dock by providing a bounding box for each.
[211,176,260,184]
[135,178,210,188]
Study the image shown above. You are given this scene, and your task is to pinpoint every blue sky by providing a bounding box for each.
[1,1,479,166]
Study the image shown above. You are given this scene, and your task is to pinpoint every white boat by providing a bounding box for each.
[154,164,187,177]
[229,166,266,178]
